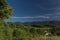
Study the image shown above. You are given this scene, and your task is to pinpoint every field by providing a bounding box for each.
[0,21,60,40]
[13,36,60,40]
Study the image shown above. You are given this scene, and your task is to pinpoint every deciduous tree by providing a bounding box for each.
[0,0,13,20]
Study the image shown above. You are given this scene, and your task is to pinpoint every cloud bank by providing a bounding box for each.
[10,16,50,19]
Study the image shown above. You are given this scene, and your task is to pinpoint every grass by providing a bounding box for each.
[13,35,60,40]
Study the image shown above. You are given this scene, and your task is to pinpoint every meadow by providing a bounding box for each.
[14,36,60,40]
[0,21,60,40]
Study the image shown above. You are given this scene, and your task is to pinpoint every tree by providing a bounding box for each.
[0,0,13,20]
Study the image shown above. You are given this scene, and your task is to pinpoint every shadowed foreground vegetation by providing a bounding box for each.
[0,21,60,40]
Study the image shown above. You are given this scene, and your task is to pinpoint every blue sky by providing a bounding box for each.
[5,0,60,22]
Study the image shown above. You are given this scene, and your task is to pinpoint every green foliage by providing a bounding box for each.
[0,21,60,40]
[0,0,13,20]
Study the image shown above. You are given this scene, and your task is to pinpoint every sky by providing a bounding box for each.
[5,0,60,22]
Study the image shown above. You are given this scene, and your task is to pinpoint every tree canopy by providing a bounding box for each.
[0,0,13,20]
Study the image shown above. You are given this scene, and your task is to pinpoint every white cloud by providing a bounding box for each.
[10,16,34,18]
[38,4,60,10]
[46,7,60,10]
[45,12,60,16]
[35,16,50,18]
[10,16,50,19]
[56,13,60,15]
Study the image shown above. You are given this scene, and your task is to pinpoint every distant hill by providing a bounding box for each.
[21,21,60,28]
